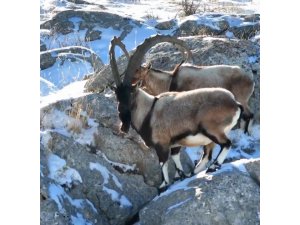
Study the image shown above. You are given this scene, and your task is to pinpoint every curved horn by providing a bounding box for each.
[109,36,130,87]
[123,34,193,86]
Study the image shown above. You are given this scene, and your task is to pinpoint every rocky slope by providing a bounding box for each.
[40,2,260,224]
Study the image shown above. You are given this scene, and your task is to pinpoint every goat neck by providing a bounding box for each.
[131,88,156,132]
[146,68,172,95]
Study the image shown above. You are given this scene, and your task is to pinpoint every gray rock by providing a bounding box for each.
[244,159,260,184]
[40,52,56,70]
[155,20,177,30]
[174,20,221,37]
[40,130,157,225]
[140,169,260,225]
[85,29,102,42]
[229,23,260,40]
[40,40,47,52]
[40,46,104,72]
[84,53,130,93]
[54,20,75,35]
[40,10,142,37]
[242,14,260,23]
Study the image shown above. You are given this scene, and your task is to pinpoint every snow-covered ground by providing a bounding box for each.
[40,0,260,24]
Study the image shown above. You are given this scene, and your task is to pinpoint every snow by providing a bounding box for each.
[48,153,83,187]
[89,162,133,208]
[40,80,90,108]
[71,213,93,225]
[166,197,192,214]
[48,183,98,214]
[40,107,99,146]
[99,152,137,173]
[103,186,133,208]
[89,162,123,189]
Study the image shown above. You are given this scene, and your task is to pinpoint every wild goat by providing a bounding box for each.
[131,38,255,134]
[110,35,243,191]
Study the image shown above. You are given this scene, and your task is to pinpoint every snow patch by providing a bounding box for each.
[48,183,98,214]
[103,186,133,208]
[41,107,99,146]
[40,80,90,108]
[89,162,122,189]
[167,197,192,214]
[71,213,93,225]
[89,162,133,208]
[48,154,82,187]
[100,152,137,173]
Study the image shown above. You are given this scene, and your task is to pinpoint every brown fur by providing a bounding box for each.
[134,64,254,132]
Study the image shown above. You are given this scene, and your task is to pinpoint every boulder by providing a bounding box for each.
[228,23,260,40]
[40,52,56,70]
[85,29,102,42]
[155,20,177,30]
[244,159,260,184]
[174,20,221,37]
[140,167,260,225]
[40,130,158,225]
[40,10,142,37]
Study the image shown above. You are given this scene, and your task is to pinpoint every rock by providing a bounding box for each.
[84,53,129,93]
[140,168,260,225]
[85,29,102,42]
[40,40,47,51]
[54,20,75,35]
[40,52,56,70]
[174,20,221,37]
[155,20,177,30]
[40,10,142,37]
[244,159,260,184]
[40,130,157,225]
[229,23,260,40]
[242,14,260,23]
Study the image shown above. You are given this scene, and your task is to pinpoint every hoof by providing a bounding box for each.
[206,167,217,173]
[206,164,221,173]
[157,186,168,195]
[194,160,198,166]
[173,176,181,182]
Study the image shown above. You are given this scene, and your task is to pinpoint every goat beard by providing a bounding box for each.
[119,110,131,133]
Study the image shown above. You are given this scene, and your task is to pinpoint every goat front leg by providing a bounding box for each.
[171,147,191,181]
[155,144,171,194]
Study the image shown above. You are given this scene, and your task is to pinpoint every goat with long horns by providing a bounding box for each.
[110,35,243,192]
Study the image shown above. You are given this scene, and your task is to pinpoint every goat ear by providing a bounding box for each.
[132,80,142,89]
[147,63,152,70]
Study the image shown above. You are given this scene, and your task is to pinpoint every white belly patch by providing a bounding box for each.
[177,133,212,147]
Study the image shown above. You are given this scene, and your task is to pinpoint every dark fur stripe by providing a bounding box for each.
[137,97,159,147]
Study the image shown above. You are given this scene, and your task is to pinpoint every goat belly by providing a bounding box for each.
[177,133,212,147]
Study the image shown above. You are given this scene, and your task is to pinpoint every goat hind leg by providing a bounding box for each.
[207,136,232,173]
[194,142,215,174]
